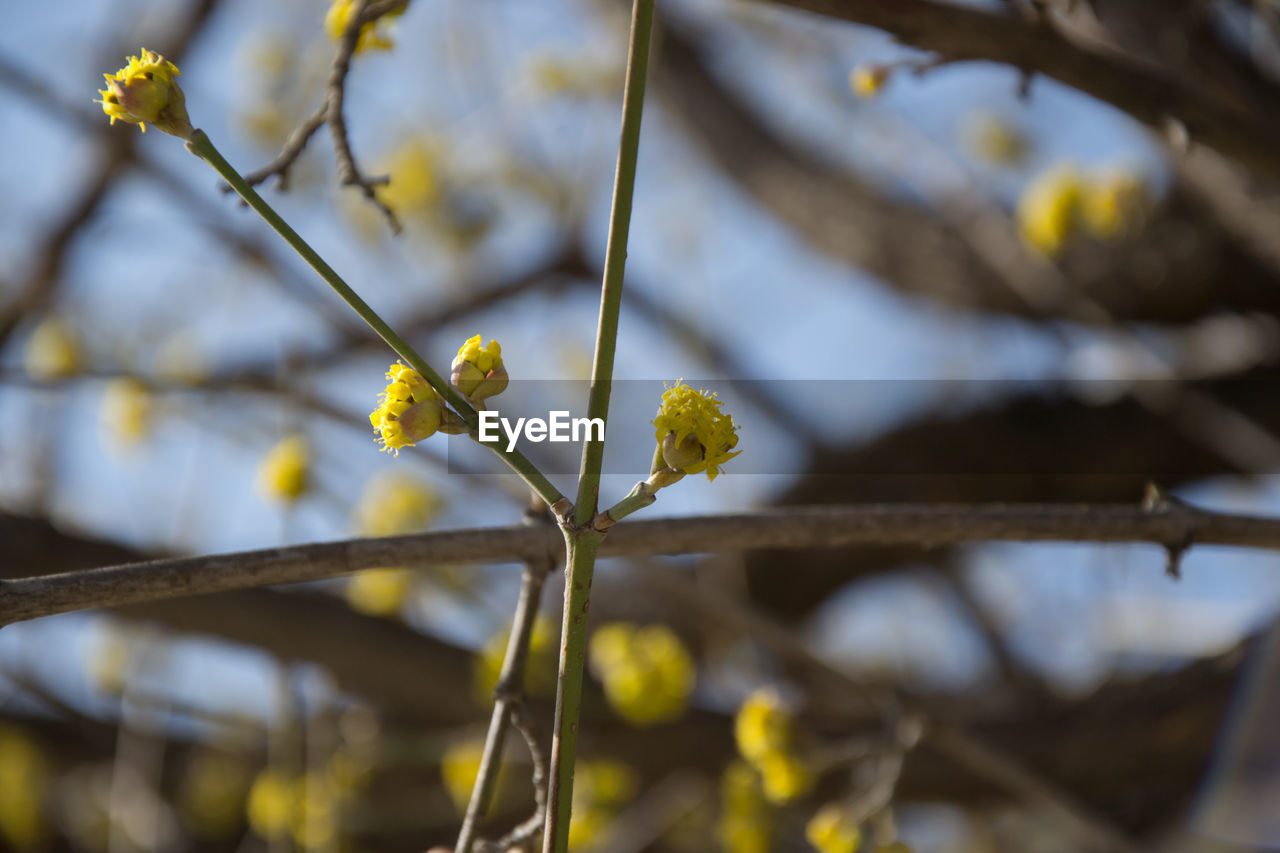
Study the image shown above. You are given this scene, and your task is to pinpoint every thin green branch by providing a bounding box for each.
[544,2,657,853]
[184,131,566,509]
[570,0,657,527]
[542,530,604,853]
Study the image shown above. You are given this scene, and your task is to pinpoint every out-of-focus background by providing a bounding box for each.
[3,0,1280,850]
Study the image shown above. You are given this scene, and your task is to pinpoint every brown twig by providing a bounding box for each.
[237,0,404,231]
[6,501,1280,626]
[456,505,558,853]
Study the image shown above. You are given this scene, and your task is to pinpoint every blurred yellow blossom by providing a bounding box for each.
[324,0,404,53]
[850,65,889,98]
[291,772,337,850]
[440,737,510,815]
[97,49,192,138]
[588,622,696,726]
[258,435,310,503]
[355,471,443,536]
[378,139,442,216]
[178,750,252,839]
[474,614,559,703]
[734,688,812,804]
[757,750,813,804]
[24,317,81,380]
[1082,169,1150,240]
[717,761,771,853]
[0,726,50,849]
[345,568,414,617]
[734,688,791,762]
[1016,164,1084,257]
[806,804,862,853]
[102,377,152,447]
[653,383,740,481]
[568,759,638,850]
[962,112,1028,166]
[246,769,296,842]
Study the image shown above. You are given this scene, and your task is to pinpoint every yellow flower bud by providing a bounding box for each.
[451,335,508,403]
[757,750,813,803]
[1082,170,1150,241]
[97,49,193,138]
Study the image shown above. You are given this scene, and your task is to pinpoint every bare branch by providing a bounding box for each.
[6,501,1280,626]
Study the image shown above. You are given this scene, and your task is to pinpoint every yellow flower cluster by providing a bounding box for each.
[805,803,862,853]
[734,688,812,803]
[473,614,559,703]
[567,759,638,850]
[324,0,405,53]
[370,363,446,454]
[716,760,772,853]
[849,65,889,98]
[451,335,508,405]
[653,383,740,481]
[257,435,309,503]
[97,49,192,138]
[588,622,696,726]
[1017,164,1151,257]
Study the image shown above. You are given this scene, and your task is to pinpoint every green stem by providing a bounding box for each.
[544,3,656,853]
[185,131,566,509]
[597,480,657,527]
[571,0,656,527]
[541,530,603,853]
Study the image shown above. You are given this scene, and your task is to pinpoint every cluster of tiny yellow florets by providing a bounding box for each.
[324,0,405,53]
[370,363,446,453]
[734,688,813,804]
[588,622,696,726]
[97,49,192,138]
[451,334,508,405]
[1017,164,1151,257]
[652,383,740,482]
[346,472,444,617]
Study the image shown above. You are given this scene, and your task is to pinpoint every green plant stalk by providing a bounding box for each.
[543,2,656,853]
[185,131,565,509]
[541,530,603,853]
[570,0,656,528]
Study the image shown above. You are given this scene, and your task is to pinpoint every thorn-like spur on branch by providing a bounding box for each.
[234,0,405,231]
[6,501,1280,626]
